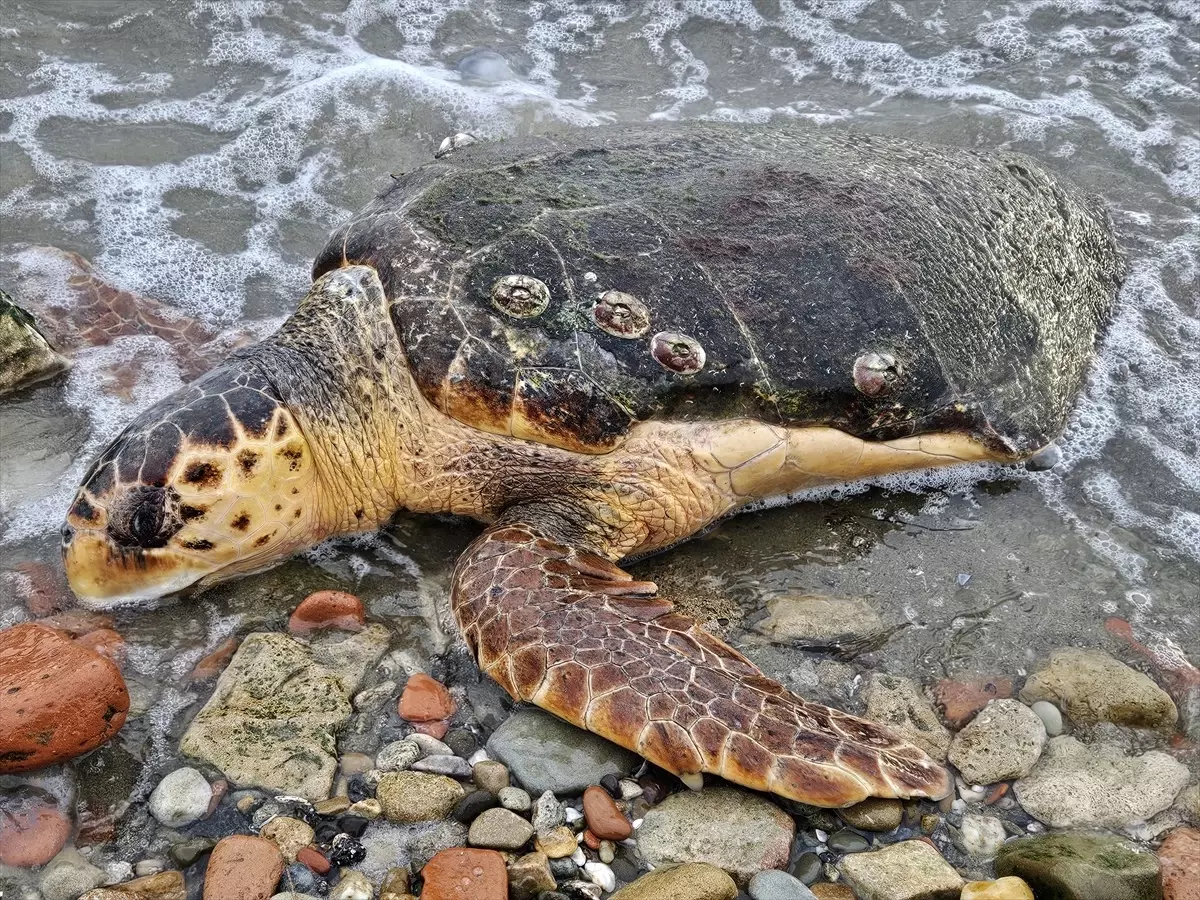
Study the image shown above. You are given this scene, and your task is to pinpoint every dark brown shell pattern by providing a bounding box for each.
[312,123,1123,455]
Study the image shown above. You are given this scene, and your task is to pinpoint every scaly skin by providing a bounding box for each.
[453,511,952,805]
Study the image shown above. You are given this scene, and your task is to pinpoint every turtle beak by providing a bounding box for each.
[62,526,213,609]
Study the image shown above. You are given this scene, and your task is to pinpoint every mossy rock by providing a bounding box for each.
[995,833,1161,900]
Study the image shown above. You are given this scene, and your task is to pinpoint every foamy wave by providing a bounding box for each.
[0,0,1196,592]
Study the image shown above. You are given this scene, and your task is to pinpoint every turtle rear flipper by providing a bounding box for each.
[452,506,952,807]
[14,247,250,382]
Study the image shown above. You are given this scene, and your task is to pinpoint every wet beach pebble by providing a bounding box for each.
[947,699,1048,784]
[499,785,532,813]
[203,835,284,900]
[148,767,212,828]
[839,840,964,900]
[468,806,535,850]
[748,868,818,899]
[0,624,130,774]
[1029,700,1063,736]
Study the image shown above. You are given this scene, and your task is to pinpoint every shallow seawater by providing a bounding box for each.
[0,0,1197,888]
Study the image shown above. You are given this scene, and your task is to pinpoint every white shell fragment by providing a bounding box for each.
[435,132,478,158]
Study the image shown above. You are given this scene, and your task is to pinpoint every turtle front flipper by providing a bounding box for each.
[452,508,952,807]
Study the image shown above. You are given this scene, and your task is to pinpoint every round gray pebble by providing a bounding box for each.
[789,852,822,885]
[499,786,532,813]
[749,869,818,900]
[827,830,870,853]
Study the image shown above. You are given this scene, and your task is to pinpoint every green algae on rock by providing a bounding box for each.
[0,288,69,396]
[995,833,1161,900]
[179,626,389,800]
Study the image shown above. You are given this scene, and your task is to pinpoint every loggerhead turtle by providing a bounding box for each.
[61,124,1123,807]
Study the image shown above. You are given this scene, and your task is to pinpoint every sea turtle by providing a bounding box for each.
[61,123,1123,807]
[2,247,245,398]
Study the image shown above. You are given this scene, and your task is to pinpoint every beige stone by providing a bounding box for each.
[864,674,952,762]
[259,816,314,863]
[80,872,186,900]
[839,840,964,900]
[756,594,885,649]
[610,862,737,900]
[534,825,578,859]
[838,797,903,832]
[507,850,556,900]
[961,877,1035,900]
[376,771,465,823]
[1020,648,1177,728]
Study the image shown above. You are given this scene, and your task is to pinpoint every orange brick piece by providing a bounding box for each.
[288,590,365,634]
[421,847,508,900]
[399,672,456,722]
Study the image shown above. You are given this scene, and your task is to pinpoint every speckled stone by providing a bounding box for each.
[39,849,107,900]
[376,739,422,772]
[1160,827,1200,900]
[839,840,963,900]
[180,628,389,800]
[948,700,1047,784]
[472,759,511,795]
[468,806,535,850]
[637,787,794,886]
[748,868,818,899]
[499,786,531,813]
[377,771,465,823]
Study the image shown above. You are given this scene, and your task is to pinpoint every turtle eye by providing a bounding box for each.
[130,497,164,544]
[110,486,179,550]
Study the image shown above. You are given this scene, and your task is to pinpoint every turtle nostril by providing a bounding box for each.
[60,524,75,545]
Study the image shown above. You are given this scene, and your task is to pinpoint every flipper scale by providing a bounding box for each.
[451,516,951,807]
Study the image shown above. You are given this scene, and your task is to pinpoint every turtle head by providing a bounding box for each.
[63,361,324,608]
